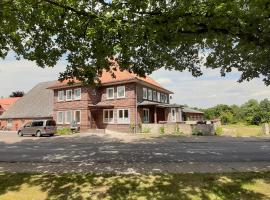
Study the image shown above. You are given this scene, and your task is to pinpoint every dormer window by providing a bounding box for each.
[117,86,125,98]
[106,87,114,99]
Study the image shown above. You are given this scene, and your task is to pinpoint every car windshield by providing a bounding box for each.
[46,120,56,126]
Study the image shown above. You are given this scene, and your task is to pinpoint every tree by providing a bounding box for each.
[1,0,270,84]
[220,112,233,125]
[9,91,24,97]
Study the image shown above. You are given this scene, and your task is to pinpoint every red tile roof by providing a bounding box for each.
[49,67,171,93]
[0,97,20,111]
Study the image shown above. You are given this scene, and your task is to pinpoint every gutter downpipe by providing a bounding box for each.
[135,84,138,134]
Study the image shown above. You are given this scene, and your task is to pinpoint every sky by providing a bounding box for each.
[0,53,270,108]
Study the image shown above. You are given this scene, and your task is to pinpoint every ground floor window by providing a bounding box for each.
[143,109,150,123]
[103,109,114,124]
[7,119,13,128]
[57,111,64,124]
[65,111,73,124]
[117,109,130,124]
[74,110,81,124]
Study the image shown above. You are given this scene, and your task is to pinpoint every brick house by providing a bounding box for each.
[48,68,183,132]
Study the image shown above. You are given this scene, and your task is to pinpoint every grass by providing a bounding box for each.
[56,128,73,135]
[221,124,263,137]
[1,172,270,200]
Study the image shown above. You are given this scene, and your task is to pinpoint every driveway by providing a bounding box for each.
[0,131,270,173]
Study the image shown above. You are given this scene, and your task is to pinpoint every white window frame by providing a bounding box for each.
[117,109,130,124]
[160,93,164,103]
[143,88,148,100]
[57,111,64,124]
[117,86,125,99]
[106,87,114,100]
[58,90,65,102]
[74,110,81,124]
[157,92,160,102]
[153,91,157,101]
[74,88,81,100]
[103,109,114,124]
[66,90,73,101]
[143,108,150,123]
[148,89,152,101]
[65,110,73,124]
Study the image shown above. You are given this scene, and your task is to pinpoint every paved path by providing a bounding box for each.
[0,132,270,173]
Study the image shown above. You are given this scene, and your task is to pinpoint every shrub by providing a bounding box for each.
[57,128,72,135]
[192,130,203,136]
[160,126,165,134]
[141,127,151,134]
[215,126,223,136]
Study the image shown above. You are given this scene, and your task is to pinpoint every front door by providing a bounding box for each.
[143,109,150,123]
[171,108,176,122]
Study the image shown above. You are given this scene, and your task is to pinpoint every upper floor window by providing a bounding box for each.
[160,93,164,102]
[117,109,130,124]
[66,90,73,101]
[103,109,114,124]
[157,92,160,102]
[91,88,96,96]
[74,88,81,100]
[148,89,152,101]
[143,88,148,99]
[106,87,114,99]
[58,91,65,102]
[117,86,125,98]
[164,94,168,103]
[153,91,157,101]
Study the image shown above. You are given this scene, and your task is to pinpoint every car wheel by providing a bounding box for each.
[36,131,42,137]
[18,131,23,137]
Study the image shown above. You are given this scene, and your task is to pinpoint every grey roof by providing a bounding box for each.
[0,81,57,119]
[182,107,204,114]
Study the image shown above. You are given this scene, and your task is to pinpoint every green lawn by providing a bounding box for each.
[221,124,263,137]
[0,172,270,200]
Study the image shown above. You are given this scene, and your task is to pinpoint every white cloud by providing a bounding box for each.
[151,68,270,108]
[0,58,66,97]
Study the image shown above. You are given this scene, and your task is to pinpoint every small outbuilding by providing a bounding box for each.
[0,81,56,131]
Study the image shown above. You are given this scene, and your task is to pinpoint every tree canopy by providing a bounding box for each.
[203,99,270,125]
[9,91,24,97]
[1,0,270,84]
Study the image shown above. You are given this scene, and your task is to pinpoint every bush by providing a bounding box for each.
[57,128,72,135]
[160,126,165,134]
[215,126,223,136]
[192,130,203,136]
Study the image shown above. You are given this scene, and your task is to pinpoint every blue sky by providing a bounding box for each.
[0,53,269,108]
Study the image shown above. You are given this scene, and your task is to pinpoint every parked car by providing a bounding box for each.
[18,120,56,137]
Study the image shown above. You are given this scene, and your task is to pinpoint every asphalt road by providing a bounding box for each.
[0,132,270,173]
